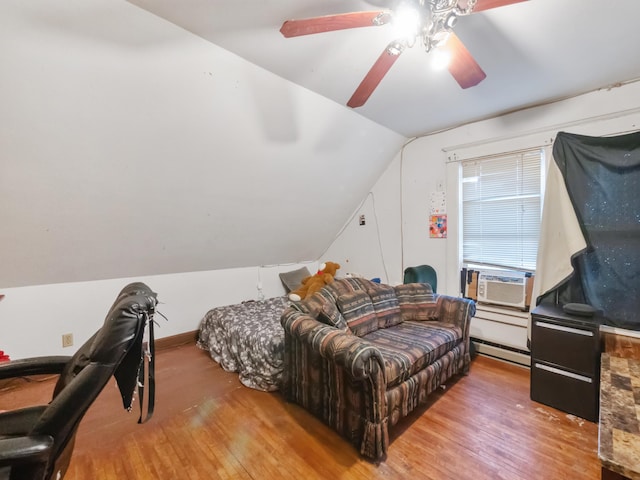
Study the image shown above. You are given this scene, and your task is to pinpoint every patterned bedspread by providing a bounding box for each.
[196,296,291,391]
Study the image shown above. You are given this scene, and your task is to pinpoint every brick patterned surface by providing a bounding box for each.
[599,353,640,480]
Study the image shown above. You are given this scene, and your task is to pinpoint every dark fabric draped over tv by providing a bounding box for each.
[541,131,640,329]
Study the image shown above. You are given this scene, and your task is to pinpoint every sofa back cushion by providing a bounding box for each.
[302,290,349,331]
[394,283,437,321]
[367,283,402,329]
[336,290,378,337]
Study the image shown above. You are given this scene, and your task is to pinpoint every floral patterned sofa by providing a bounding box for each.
[280,277,475,461]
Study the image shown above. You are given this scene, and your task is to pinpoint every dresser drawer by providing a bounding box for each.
[530,361,598,422]
[531,319,598,375]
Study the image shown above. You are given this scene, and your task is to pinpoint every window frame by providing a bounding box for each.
[443,136,554,295]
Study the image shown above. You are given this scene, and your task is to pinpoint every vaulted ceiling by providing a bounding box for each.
[0,1,404,288]
[3,0,640,289]
[128,0,640,137]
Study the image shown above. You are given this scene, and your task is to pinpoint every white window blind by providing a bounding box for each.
[461,149,543,271]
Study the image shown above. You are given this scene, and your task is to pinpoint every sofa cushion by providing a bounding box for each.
[394,283,437,321]
[336,291,378,337]
[363,321,462,388]
[301,290,349,331]
[367,283,402,329]
[318,303,349,331]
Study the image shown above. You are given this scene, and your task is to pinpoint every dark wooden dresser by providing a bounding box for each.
[530,304,602,422]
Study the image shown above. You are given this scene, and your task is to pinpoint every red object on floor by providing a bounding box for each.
[0,298,7,361]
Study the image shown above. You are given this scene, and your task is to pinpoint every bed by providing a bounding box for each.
[196,266,312,391]
[196,295,292,391]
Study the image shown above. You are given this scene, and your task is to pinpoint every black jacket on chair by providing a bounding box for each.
[0,282,158,480]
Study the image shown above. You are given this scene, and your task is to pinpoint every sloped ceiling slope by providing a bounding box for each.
[128,0,640,138]
[0,1,405,288]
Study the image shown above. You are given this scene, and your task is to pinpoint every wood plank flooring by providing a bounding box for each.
[0,345,600,479]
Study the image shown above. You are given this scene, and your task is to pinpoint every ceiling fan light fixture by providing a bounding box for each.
[432,29,451,47]
[279,0,525,107]
[431,48,452,70]
[445,12,458,29]
[392,5,422,41]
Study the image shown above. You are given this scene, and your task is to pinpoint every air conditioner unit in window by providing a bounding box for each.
[477,272,527,309]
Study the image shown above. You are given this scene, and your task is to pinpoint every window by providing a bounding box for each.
[461,149,544,272]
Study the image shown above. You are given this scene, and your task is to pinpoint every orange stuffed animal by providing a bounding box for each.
[289,261,341,302]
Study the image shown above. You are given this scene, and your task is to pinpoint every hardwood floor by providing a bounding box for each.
[0,345,600,479]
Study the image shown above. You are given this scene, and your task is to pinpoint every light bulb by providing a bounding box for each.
[392,6,421,41]
[431,48,451,70]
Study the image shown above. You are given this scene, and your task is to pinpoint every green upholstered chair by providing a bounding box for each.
[403,265,437,293]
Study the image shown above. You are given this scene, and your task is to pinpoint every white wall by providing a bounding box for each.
[4,1,639,361]
[327,81,640,298]
[0,1,405,360]
[321,172,403,285]
[325,81,640,355]
[0,0,405,289]
[0,262,316,360]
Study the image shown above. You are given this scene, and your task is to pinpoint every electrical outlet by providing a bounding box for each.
[62,333,74,348]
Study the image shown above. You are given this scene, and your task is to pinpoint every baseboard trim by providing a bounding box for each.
[472,340,531,367]
[155,330,198,351]
[0,331,199,390]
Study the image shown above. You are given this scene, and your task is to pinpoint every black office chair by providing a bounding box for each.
[403,265,438,293]
[0,282,158,480]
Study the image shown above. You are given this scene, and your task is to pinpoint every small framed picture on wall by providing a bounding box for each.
[429,215,447,238]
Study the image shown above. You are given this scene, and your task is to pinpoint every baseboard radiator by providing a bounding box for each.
[470,303,531,367]
[471,338,531,367]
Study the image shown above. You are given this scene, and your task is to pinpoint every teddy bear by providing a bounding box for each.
[289,261,341,302]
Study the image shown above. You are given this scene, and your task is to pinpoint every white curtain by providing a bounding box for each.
[528,158,587,338]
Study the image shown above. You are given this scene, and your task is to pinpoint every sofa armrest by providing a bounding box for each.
[433,294,476,337]
[282,311,385,381]
[281,306,389,459]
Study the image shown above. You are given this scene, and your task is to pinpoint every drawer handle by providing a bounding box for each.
[535,321,594,337]
[534,363,593,383]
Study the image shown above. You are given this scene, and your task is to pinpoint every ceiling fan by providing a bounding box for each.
[280,0,528,108]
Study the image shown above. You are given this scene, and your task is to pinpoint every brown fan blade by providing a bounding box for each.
[280,11,390,38]
[347,42,404,108]
[443,32,486,89]
[471,0,528,13]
